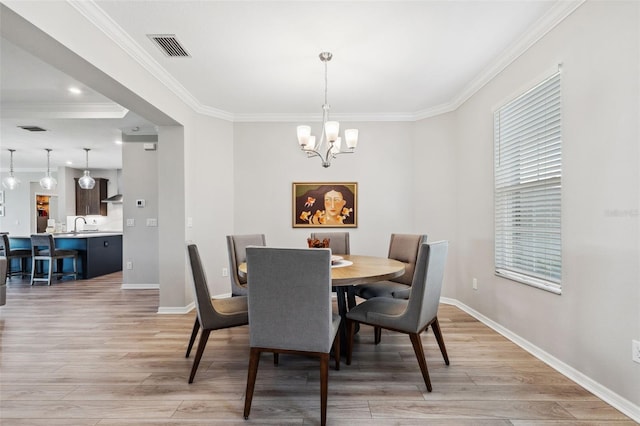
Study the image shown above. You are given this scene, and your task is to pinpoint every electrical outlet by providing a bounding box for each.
[126,219,135,227]
[633,340,640,364]
[472,278,478,290]
[222,268,229,277]
[126,261,133,270]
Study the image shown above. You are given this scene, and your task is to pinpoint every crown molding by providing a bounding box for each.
[68,0,230,121]
[69,0,584,124]
[0,102,129,118]
[233,111,418,123]
[449,0,585,111]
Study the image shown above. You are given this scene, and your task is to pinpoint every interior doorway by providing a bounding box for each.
[34,194,59,233]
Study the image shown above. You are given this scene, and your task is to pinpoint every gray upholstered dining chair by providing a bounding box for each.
[310,231,350,255]
[226,234,266,296]
[0,233,31,279]
[346,241,449,392]
[353,233,427,343]
[243,246,341,426]
[185,244,249,383]
[30,234,78,285]
[354,233,427,300]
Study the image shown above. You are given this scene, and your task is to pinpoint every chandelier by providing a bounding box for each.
[39,148,57,190]
[2,149,21,190]
[78,148,96,190]
[296,52,358,168]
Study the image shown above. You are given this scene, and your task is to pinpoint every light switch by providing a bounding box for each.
[146,218,158,227]
[126,219,135,227]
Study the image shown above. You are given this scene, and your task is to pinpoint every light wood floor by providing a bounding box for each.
[0,272,635,425]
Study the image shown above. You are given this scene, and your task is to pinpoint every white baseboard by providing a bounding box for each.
[440,297,640,423]
[121,283,159,290]
[157,301,194,315]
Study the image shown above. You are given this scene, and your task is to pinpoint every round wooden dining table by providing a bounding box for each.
[238,254,405,353]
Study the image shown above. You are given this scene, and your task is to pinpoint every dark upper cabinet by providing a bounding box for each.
[75,177,108,216]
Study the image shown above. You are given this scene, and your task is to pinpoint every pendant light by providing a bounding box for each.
[39,148,57,190]
[78,148,96,190]
[2,149,21,190]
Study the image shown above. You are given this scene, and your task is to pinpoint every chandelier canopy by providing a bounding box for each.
[296,52,358,168]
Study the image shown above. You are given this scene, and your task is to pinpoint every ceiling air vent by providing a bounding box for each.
[148,34,190,57]
[18,125,47,132]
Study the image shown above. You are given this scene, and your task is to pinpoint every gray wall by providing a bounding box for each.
[122,142,159,287]
[441,0,639,408]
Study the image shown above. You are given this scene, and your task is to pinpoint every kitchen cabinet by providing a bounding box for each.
[75,178,108,216]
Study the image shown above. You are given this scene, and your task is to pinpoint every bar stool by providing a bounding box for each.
[0,233,31,279]
[30,234,78,286]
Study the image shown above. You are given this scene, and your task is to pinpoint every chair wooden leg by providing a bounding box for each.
[346,319,355,366]
[244,347,261,420]
[320,353,329,426]
[374,326,381,344]
[409,332,432,392]
[188,329,210,384]
[431,317,449,365]
[185,318,200,358]
[273,353,279,365]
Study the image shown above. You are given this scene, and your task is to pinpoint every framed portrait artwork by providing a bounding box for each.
[293,182,357,228]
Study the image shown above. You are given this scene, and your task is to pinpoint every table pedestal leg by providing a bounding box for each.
[335,286,348,356]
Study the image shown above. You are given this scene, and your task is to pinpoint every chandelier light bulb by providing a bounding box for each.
[324,121,340,142]
[345,129,359,149]
[40,148,57,190]
[297,125,311,147]
[78,148,96,190]
[2,149,21,190]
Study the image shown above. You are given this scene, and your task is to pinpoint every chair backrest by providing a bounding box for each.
[246,246,333,353]
[187,244,220,329]
[0,233,9,255]
[388,233,427,285]
[0,257,6,285]
[30,234,55,256]
[226,234,266,294]
[310,232,350,255]
[399,241,448,333]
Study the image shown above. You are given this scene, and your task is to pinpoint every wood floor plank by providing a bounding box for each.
[0,273,634,424]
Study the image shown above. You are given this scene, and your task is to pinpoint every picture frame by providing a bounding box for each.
[293,182,357,228]
[0,205,4,217]
[0,190,4,204]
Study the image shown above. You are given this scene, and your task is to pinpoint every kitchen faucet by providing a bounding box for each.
[74,216,87,233]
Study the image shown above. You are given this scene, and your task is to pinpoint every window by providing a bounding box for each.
[494,71,562,294]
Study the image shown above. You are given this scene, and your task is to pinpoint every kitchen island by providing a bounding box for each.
[10,233,123,279]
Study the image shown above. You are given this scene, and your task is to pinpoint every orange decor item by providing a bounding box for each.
[307,238,330,248]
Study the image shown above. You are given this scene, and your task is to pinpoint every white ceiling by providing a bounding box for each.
[0,0,580,171]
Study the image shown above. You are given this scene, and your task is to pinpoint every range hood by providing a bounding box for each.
[101,169,123,204]
[101,193,123,204]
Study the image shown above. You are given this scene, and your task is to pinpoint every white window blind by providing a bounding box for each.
[494,71,562,294]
